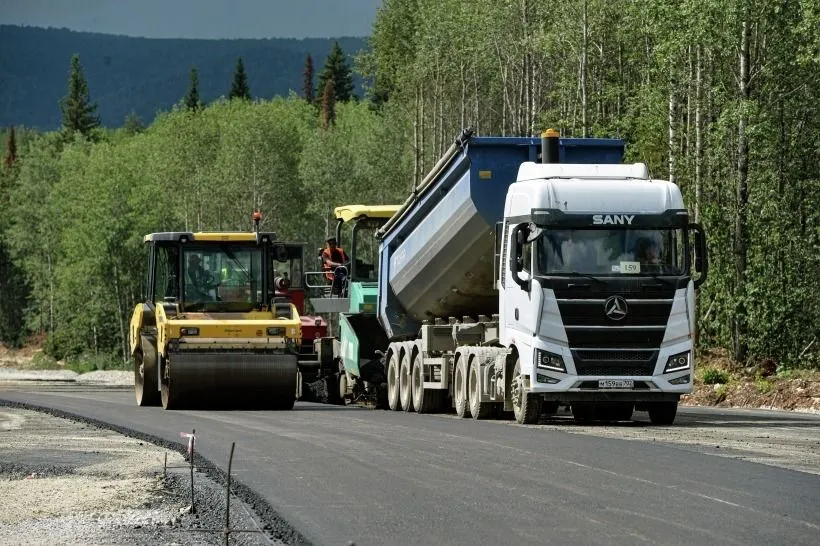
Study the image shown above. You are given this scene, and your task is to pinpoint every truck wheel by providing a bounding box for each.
[134,335,160,407]
[411,354,440,413]
[468,362,493,420]
[511,358,541,425]
[387,353,401,411]
[399,353,414,412]
[454,357,469,418]
[647,401,678,425]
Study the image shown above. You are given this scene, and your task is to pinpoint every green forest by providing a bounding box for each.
[1,0,818,373]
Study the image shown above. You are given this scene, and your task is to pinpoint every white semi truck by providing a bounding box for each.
[323,129,707,425]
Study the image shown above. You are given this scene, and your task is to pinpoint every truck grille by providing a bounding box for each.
[572,349,658,376]
[556,297,672,348]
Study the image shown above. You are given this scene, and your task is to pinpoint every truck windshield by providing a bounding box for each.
[537,228,686,276]
[183,246,263,311]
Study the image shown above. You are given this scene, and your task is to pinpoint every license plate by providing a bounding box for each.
[598,379,634,389]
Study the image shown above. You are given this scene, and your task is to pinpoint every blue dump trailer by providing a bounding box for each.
[317,129,707,425]
[377,132,624,340]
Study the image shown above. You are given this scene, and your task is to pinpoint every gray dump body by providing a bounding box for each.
[376,135,625,340]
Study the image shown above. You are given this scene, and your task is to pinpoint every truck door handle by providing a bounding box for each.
[515,308,519,321]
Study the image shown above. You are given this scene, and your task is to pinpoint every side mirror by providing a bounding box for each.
[689,223,708,289]
[509,224,530,291]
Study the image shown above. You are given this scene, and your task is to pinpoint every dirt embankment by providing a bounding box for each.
[684,348,820,413]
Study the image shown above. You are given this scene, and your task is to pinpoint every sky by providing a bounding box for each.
[0,0,383,38]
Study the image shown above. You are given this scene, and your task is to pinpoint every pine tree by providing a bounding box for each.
[60,54,100,137]
[4,127,16,168]
[317,42,354,103]
[185,67,201,111]
[321,78,336,129]
[228,57,251,101]
[303,54,315,103]
[123,112,144,134]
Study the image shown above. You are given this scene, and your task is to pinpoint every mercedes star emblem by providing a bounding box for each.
[604,295,628,320]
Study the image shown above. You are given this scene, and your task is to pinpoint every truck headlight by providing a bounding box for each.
[180,327,199,336]
[664,351,690,373]
[267,327,285,336]
[535,349,566,373]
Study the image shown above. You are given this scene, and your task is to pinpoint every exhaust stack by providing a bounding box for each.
[541,128,560,163]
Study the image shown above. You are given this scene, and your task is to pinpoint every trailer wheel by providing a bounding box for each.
[387,353,401,411]
[468,361,493,420]
[134,335,160,407]
[411,353,442,414]
[454,357,469,418]
[399,353,414,412]
[647,401,677,425]
[511,358,541,425]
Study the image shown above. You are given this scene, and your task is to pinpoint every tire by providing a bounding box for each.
[647,401,678,425]
[453,356,469,418]
[387,352,401,411]
[134,335,160,407]
[160,357,179,410]
[338,372,349,404]
[399,353,414,412]
[325,373,344,406]
[411,354,441,414]
[511,358,541,424]
[468,361,493,420]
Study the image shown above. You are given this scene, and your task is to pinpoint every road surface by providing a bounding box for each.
[1,385,818,546]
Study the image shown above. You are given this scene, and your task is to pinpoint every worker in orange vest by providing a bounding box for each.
[321,236,350,294]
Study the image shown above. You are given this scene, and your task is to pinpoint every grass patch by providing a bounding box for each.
[701,367,730,385]
[64,353,127,374]
[775,367,816,380]
[755,377,774,394]
[30,352,62,370]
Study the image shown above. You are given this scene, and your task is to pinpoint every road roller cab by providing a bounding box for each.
[129,222,307,410]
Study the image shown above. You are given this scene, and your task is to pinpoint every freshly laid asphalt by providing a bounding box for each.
[1,386,818,546]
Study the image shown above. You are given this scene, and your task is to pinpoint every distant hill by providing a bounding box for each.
[0,25,369,129]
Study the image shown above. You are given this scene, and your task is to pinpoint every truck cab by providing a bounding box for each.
[502,162,707,423]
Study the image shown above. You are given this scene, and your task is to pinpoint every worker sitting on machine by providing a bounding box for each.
[321,236,349,296]
[186,253,218,301]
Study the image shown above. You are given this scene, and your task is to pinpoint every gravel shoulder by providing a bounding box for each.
[0,406,281,546]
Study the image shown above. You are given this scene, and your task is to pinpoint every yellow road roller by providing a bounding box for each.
[129,217,304,410]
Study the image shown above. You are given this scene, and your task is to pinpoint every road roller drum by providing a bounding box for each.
[160,352,298,410]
